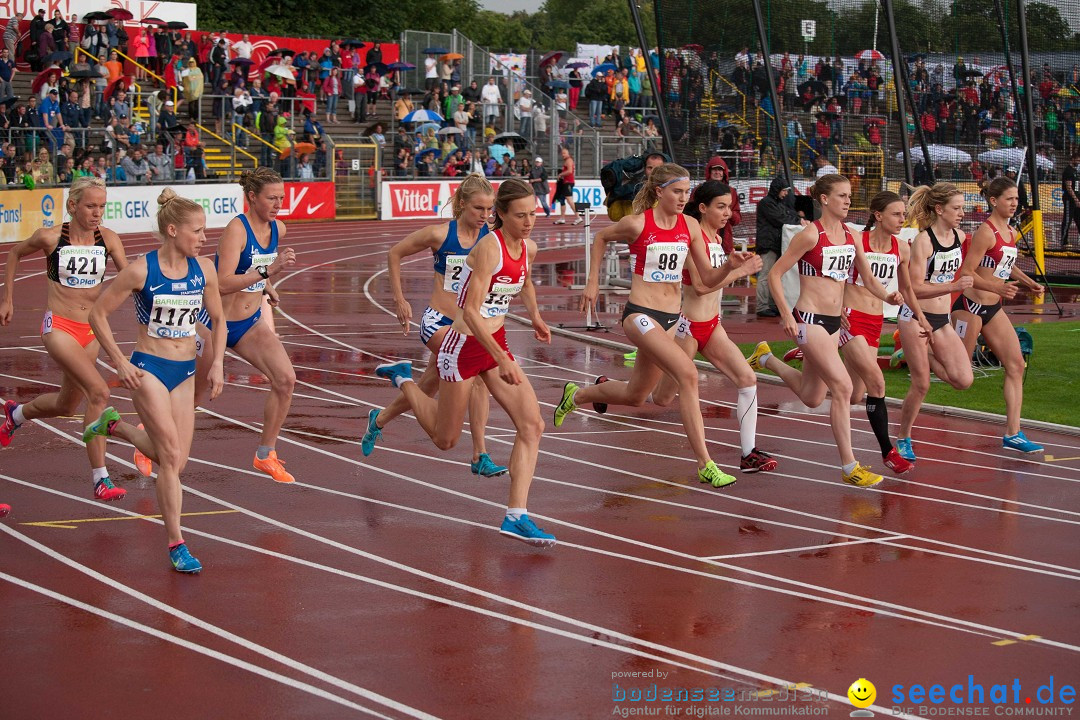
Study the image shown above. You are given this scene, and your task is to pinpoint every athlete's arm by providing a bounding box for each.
[853,241,902,305]
[88,259,148,390]
[0,229,57,324]
[214,218,296,295]
[581,213,644,312]
[99,227,129,271]
[897,240,933,340]
[1007,228,1044,294]
[686,217,761,289]
[768,224,817,338]
[520,239,550,344]
[388,223,443,332]
[461,237,522,385]
[198,256,227,400]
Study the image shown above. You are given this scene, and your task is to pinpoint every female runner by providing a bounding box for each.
[373,179,555,546]
[360,174,508,477]
[894,183,975,461]
[83,189,227,573]
[746,174,902,487]
[837,190,932,474]
[553,163,759,488]
[650,180,776,473]
[952,177,1044,453]
[0,177,129,501]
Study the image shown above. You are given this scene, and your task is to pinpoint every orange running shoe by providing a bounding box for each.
[253,450,295,483]
[134,424,153,476]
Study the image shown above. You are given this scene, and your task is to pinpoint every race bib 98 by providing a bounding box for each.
[821,245,855,282]
[443,256,468,293]
[148,294,202,339]
[242,253,276,293]
[58,246,108,288]
[643,242,688,283]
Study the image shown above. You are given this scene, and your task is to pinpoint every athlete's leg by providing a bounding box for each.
[650,332,696,407]
[397,375,472,450]
[799,327,855,465]
[980,311,1026,436]
[132,375,187,545]
[842,336,894,458]
[231,319,296,448]
[480,366,544,508]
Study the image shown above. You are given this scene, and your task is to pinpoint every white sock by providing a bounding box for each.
[737,386,758,457]
[12,404,26,425]
[505,507,527,520]
[842,461,858,475]
[760,351,773,366]
[92,467,109,482]
[393,376,414,389]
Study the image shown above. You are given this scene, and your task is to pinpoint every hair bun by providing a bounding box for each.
[157,187,178,206]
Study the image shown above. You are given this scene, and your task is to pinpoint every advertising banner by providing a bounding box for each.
[380,179,607,220]
[0,189,63,245]
[273,182,336,221]
[95,184,243,234]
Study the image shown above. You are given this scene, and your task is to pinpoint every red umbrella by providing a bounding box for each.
[31,68,61,94]
[104,74,133,100]
[107,8,134,20]
[294,90,316,115]
[140,17,166,26]
[856,49,885,61]
[682,44,704,52]
[539,50,567,67]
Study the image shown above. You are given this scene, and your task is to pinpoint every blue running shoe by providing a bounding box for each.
[82,406,120,444]
[499,514,557,547]
[471,453,508,477]
[374,361,412,387]
[169,543,202,574]
[361,408,383,457]
[896,437,916,462]
[1003,431,1043,454]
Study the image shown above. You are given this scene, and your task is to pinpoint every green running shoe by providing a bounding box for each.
[698,460,737,488]
[82,406,121,444]
[553,382,579,428]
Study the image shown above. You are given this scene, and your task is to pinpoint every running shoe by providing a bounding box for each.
[842,463,884,487]
[374,360,413,386]
[471,453,508,477]
[782,347,804,362]
[169,543,203,574]
[740,448,778,473]
[82,406,120,443]
[134,423,153,476]
[94,476,127,502]
[499,514,557,547]
[1003,431,1044,454]
[592,375,610,414]
[553,382,579,427]
[0,503,10,519]
[623,349,637,361]
[746,341,772,372]
[0,400,20,447]
[883,447,914,474]
[360,408,383,457]
[699,461,737,488]
[573,217,584,226]
[895,437,916,462]
[253,450,295,483]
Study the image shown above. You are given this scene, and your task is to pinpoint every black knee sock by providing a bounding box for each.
[865,395,893,457]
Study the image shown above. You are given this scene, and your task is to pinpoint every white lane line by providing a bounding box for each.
[0,571,398,719]
[0,522,440,720]
[702,536,910,561]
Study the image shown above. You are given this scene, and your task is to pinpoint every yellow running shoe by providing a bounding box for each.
[698,460,737,488]
[553,382,579,428]
[747,341,772,372]
[842,463,883,487]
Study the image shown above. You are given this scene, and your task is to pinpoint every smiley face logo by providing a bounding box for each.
[847,678,876,709]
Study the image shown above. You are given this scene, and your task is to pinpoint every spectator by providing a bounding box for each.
[704,156,741,253]
[210,38,227,89]
[147,141,173,181]
[394,90,413,121]
[33,146,53,185]
[182,58,204,121]
[322,66,341,123]
[445,84,464,119]
[517,88,534,137]
[481,77,502,126]
[568,66,583,110]
[424,52,437,90]
[454,101,471,147]
[813,153,838,177]
[231,86,252,143]
[394,146,411,177]
[297,153,314,179]
[233,33,252,60]
[462,79,481,105]
[28,9,46,69]
[36,24,56,71]
[367,42,382,66]
[121,146,150,184]
[111,88,131,121]
[3,11,23,61]
[0,46,14,99]
[585,72,607,127]
[529,155,550,217]
[754,177,802,317]
[158,99,177,138]
[60,89,82,143]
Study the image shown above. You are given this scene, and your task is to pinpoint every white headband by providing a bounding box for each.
[659,176,690,188]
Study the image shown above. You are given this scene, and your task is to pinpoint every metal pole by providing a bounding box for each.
[993,0,1027,141]
[880,0,914,185]
[622,0,674,162]
[751,0,793,185]
[1015,0,1048,294]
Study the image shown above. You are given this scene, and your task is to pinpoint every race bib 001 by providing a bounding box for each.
[820,245,855,282]
[147,294,202,339]
[242,253,276,293]
[993,246,1017,280]
[642,242,687,283]
[443,255,468,293]
[58,246,108,288]
[858,252,898,292]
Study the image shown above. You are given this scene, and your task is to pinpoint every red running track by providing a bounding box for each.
[1,220,1078,719]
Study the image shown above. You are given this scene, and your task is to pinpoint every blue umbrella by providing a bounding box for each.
[566,62,589,69]
[415,147,441,162]
[488,143,513,163]
[416,122,441,135]
[403,109,445,123]
[591,63,617,76]
[547,79,570,89]
[388,61,415,71]
[423,46,450,55]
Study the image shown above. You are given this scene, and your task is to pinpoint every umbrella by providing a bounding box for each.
[493,131,528,150]
[31,68,62,94]
[364,62,388,76]
[591,63,617,76]
[0,95,18,106]
[388,62,415,71]
[896,145,972,164]
[981,128,1004,137]
[487,143,512,162]
[140,17,166,26]
[82,11,111,22]
[403,109,444,123]
[45,51,73,64]
[268,48,296,57]
[681,44,704,52]
[566,61,589,69]
[856,49,885,61]
[68,67,98,79]
[540,50,567,67]
[229,57,255,67]
[416,122,441,135]
[547,79,570,89]
[265,65,297,81]
[103,75,133,100]
[963,69,984,77]
[397,87,425,96]
[342,39,367,49]
[437,126,463,136]
[415,147,441,162]
[166,21,188,30]
[422,47,450,55]
[364,121,387,135]
[441,53,463,61]
[279,142,317,159]
[978,148,1054,171]
[106,8,134,20]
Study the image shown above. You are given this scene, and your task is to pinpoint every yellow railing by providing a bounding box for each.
[232,123,279,154]
[195,122,259,164]
[73,46,179,109]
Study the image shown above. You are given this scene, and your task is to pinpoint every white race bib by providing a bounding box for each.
[242,253,276,293]
[480,280,523,318]
[147,294,202,339]
[897,303,915,322]
[642,242,688,283]
[994,245,1017,280]
[821,245,855,282]
[58,246,108,288]
[929,247,963,284]
[858,252,898,292]
[443,255,468,293]
[708,244,727,269]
